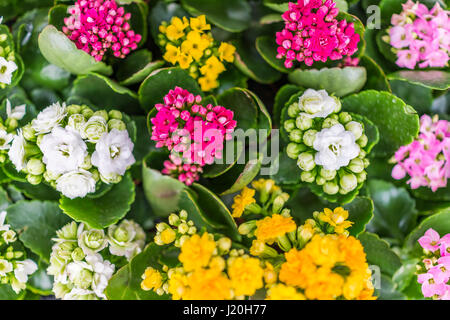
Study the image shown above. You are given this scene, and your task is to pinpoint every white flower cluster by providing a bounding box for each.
[0,99,26,164]
[8,102,136,199]
[0,26,18,87]
[0,211,38,294]
[284,89,370,196]
[47,219,145,300]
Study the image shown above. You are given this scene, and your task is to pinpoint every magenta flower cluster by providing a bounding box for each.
[417,228,450,300]
[150,87,237,185]
[62,0,142,62]
[388,0,449,69]
[275,0,360,68]
[392,115,450,192]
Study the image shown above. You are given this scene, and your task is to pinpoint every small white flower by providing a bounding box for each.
[40,126,87,175]
[298,89,340,119]
[8,129,27,171]
[0,211,10,232]
[78,228,108,255]
[0,57,17,85]
[2,229,16,244]
[313,124,360,171]
[31,102,67,135]
[6,99,26,121]
[85,253,114,299]
[0,129,14,150]
[63,288,97,300]
[91,129,135,178]
[108,220,146,260]
[14,259,38,283]
[0,258,13,277]
[56,170,96,199]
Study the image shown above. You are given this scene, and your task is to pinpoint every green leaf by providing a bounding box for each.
[343,196,374,236]
[10,181,60,201]
[105,243,169,300]
[217,87,258,131]
[376,274,407,300]
[359,55,391,92]
[116,50,164,86]
[342,90,420,157]
[358,232,402,277]
[270,144,302,186]
[190,183,240,241]
[149,1,189,41]
[138,68,202,112]
[142,161,186,217]
[38,25,112,76]
[405,207,450,250]
[70,73,141,114]
[132,116,155,164]
[288,67,367,97]
[255,36,290,73]
[367,179,417,242]
[181,0,251,32]
[262,0,288,12]
[6,200,71,263]
[389,79,433,114]
[273,84,302,126]
[411,185,450,202]
[27,262,53,296]
[387,71,450,90]
[59,173,135,229]
[0,285,25,300]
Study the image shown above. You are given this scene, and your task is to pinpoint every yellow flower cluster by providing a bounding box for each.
[318,207,354,235]
[159,15,236,91]
[255,214,296,243]
[279,234,375,300]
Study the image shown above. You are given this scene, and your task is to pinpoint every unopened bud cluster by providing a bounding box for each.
[154,210,197,248]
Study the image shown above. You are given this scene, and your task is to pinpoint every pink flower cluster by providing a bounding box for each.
[275,0,360,68]
[151,87,237,185]
[388,0,449,69]
[392,115,450,192]
[62,0,141,62]
[417,228,450,300]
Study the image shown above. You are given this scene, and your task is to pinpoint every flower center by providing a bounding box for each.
[58,143,71,157]
[110,145,120,158]
[0,66,7,74]
[328,142,342,156]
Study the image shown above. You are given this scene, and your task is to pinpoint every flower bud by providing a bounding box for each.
[339,173,358,193]
[179,210,188,220]
[315,176,326,185]
[297,225,314,247]
[287,102,300,118]
[277,234,291,251]
[178,223,189,234]
[284,119,296,133]
[297,152,315,171]
[322,117,339,129]
[358,150,367,159]
[160,228,176,244]
[296,113,313,130]
[217,237,232,253]
[81,106,94,118]
[319,168,336,180]
[323,181,339,195]
[345,121,363,140]
[249,240,278,258]
[90,169,100,182]
[93,110,109,121]
[6,118,18,131]
[363,158,370,168]
[348,158,364,173]
[22,124,36,141]
[53,282,71,299]
[332,96,341,113]
[108,119,126,131]
[357,134,368,148]
[26,158,45,175]
[302,129,317,147]
[100,172,122,184]
[238,220,256,235]
[72,268,94,290]
[272,195,286,214]
[286,142,303,159]
[156,223,169,232]
[339,112,352,124]
[44,170,60,182]
[67,114,86,133]
[356,171,367,183]
[82,116,108,143]
[188,226,196,235]
[2,230,16,244]
[78,229,108,254]
[71,247,85,261]
[300,170,316,183]
[80,155,92,170]
[179,235,189,247]
[56,221,78,240]
[108,110,123,120]
[0,154,5,163]
[55,241,77,261]
[289,129,303,143]
[168,213,180,226]
[27,174,42,185]
[67,104,82,115]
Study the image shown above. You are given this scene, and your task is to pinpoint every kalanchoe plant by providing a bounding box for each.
[383,0,449,69]
[8,102,136,199]
[158,15,236,91]
[150,86,237,185]
[0,23,22,90]
[48,219,145,300]
[283,89,371,200]
[0,211,37,294]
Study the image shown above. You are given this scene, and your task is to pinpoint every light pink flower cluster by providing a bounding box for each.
[275,0,360,68]
[62,0,141,62]
[417,228,450,300]
[392,115,450,192]
[388,0,449,69]
[150,87,237,185]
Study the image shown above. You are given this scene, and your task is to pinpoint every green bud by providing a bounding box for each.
[320,168,336,180]
[73,268,94,290]
[345,121,363,140]
[80,155,92,170]
[284,119,296,133]
[217,237,232,253]
[357,134,368,148]
[53,283,72,300]
[79,229,107,253]
[108,119,126,131]
[358,150,367,159]
[363,158,370,168]
[67,114,86,133]
[315,176,326,185]
[323,181,339,195]
[238,220,257,235]
[81,107,94,119]
[27,174,42,185]
[82,116,108,143]
[56,221,78,240]
[71,247,85,261]
[44,170,60,182]
[26,158,45,175]
[2,230,16,244]
[22,124,36,141]
[0,154,5,164]
[245,202,262,214]
[55,241,77,261]
[90,169,100,182]
[108,110,123,120]
[287,102,300,118]
[178,223,189,234]
[338,112,352,124]
[188,226,196,235]
[332,96,342,113]
[6,118,18,131]
[322,118,339,129]
[92,110,109,121]
[277,235,291,251]
[300,170,316,183]
[339,173,358,193]
[67,104,82,115]
[179,210,188,220]
[14,251,23,259]
[100,172,121,184]
[168,213,180,226]
[156,222,169,232]
[289,129,303,143]
[286,142,302,159]
[356,171,367,183]
[272,195,286,214]
[303,129,317,147]
[348,158,364,173]
[36,134,44,146]
[297,152,315,171]
[296,113,313,130]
